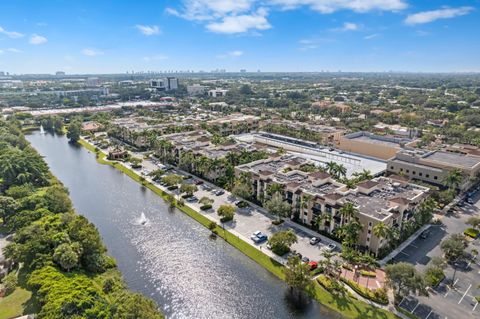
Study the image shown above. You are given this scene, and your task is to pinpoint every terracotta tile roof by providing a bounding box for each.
[309,171,330,180]
[357,180,379,189]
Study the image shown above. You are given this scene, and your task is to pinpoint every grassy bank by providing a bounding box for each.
[78,139,397,319]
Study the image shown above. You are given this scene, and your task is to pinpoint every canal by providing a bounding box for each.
[27,131,341,319]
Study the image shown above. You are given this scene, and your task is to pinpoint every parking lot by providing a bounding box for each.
[393,191,480,318]
[139,157,340,263]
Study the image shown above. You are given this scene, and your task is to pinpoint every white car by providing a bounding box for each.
[326,243,336,252]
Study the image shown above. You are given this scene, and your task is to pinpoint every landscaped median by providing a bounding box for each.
[78,138,398,319]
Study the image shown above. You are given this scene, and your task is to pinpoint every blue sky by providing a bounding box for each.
[0,0,479,74]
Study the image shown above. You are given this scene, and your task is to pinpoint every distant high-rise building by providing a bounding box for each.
[55,71,66,76]
[240,69,246,73]
[151,77,178,91]
[86,77,100,87]
[0,71,5,76]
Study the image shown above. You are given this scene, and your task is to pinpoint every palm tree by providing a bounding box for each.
[373,222,389,242]
[325,161,337,177]
[442,168,464,190]
[267,183,283,196]
[352,169,373,182]
[339,202,357,225]
[336,164,347,179]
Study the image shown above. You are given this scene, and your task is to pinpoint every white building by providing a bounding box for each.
[208,88,229,97]
[187,84,207,96]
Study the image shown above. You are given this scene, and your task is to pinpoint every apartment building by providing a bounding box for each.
[236,155,429,254]
[207,114,260,136]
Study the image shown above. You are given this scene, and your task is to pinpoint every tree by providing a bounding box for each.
[180,183,197,196]
[352,169,373,182]
[442,168,464,190]
[199,197,214,206]
[373,222,389,241]
[466,216,480,230]
[284,255,314,297]
[232,179,252,199]
[44,185,72,213]
[67,121,81,143]
[217,204,235,223]
[161,174,183,187]
[265,192,291,222]
[53,243,80,272]
[440,234,466,262]
[268,230,297,255]
[385,262,427,299]
[339,202,357,224]
[148,169,165,181]
[2,271,18,295]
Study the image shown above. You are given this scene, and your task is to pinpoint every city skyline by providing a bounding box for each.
[0,0,479,74]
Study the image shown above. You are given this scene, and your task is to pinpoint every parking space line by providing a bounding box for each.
[458,284,471,304]
[425,310,433,319]
[473,300,479,312]
[410,244,418,248]
[411,301,420,313]
[444,286,451,297]
[400,251,409,256]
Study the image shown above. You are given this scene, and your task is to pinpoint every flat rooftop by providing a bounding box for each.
[235,133,387,178]
[424,151,480,169]
[345,131,411,148]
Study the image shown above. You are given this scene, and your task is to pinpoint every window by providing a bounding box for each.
[368,222,372,227]
[419,172,422,176]
[390,166,394,170]
[412,171,416,175]
[368,229,371,234]
[426,174,430,178]
[434,176,438,180]
[406,170,410,173]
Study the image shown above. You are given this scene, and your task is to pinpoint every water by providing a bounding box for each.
[27,131,341,319]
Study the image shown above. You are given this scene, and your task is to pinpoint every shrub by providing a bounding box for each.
[271,219,284,225]
[272,245,290,256]
[464,228,479,239]
[476,296,480,303]
[317,275,345,294]
[200,204,212,211]
[342,264,353,271]
[424,266,445,287]
[359,270,376,278]
[310,267,324,277]
[2,271,18,295]
[341,277,388,305]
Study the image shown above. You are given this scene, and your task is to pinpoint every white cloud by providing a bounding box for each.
[298,37,334,50]
[135,25,161,36]
[0,26,24,38]
[271,0,407,13]
[167,0,255,21]
[332,22,360,32]
[82,49,104,56]
[217,50,244,58]
[206,8,271,33]
[5,48,22,53]
[405,6,474,25]
[167,0,407,34]
[143,54,168,61]
[29,34,47,45]
[364,33,379,40]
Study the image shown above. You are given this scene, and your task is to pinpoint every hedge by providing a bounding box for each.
[464,228,479,239]
[359,270,376,278]
[341,277,388,305]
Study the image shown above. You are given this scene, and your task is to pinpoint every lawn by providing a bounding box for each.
[0,287,32,319]
[78,139,398,319]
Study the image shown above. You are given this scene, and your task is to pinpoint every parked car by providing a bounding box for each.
[326,243,336,252]
[186,196,198,203]
[309,237,320,245]
[301,256,310,263]
[214,190,225,196]
[308,261,318,270]
[420,230,430,239]
[194,179,204,185]
[250,231,268,243]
